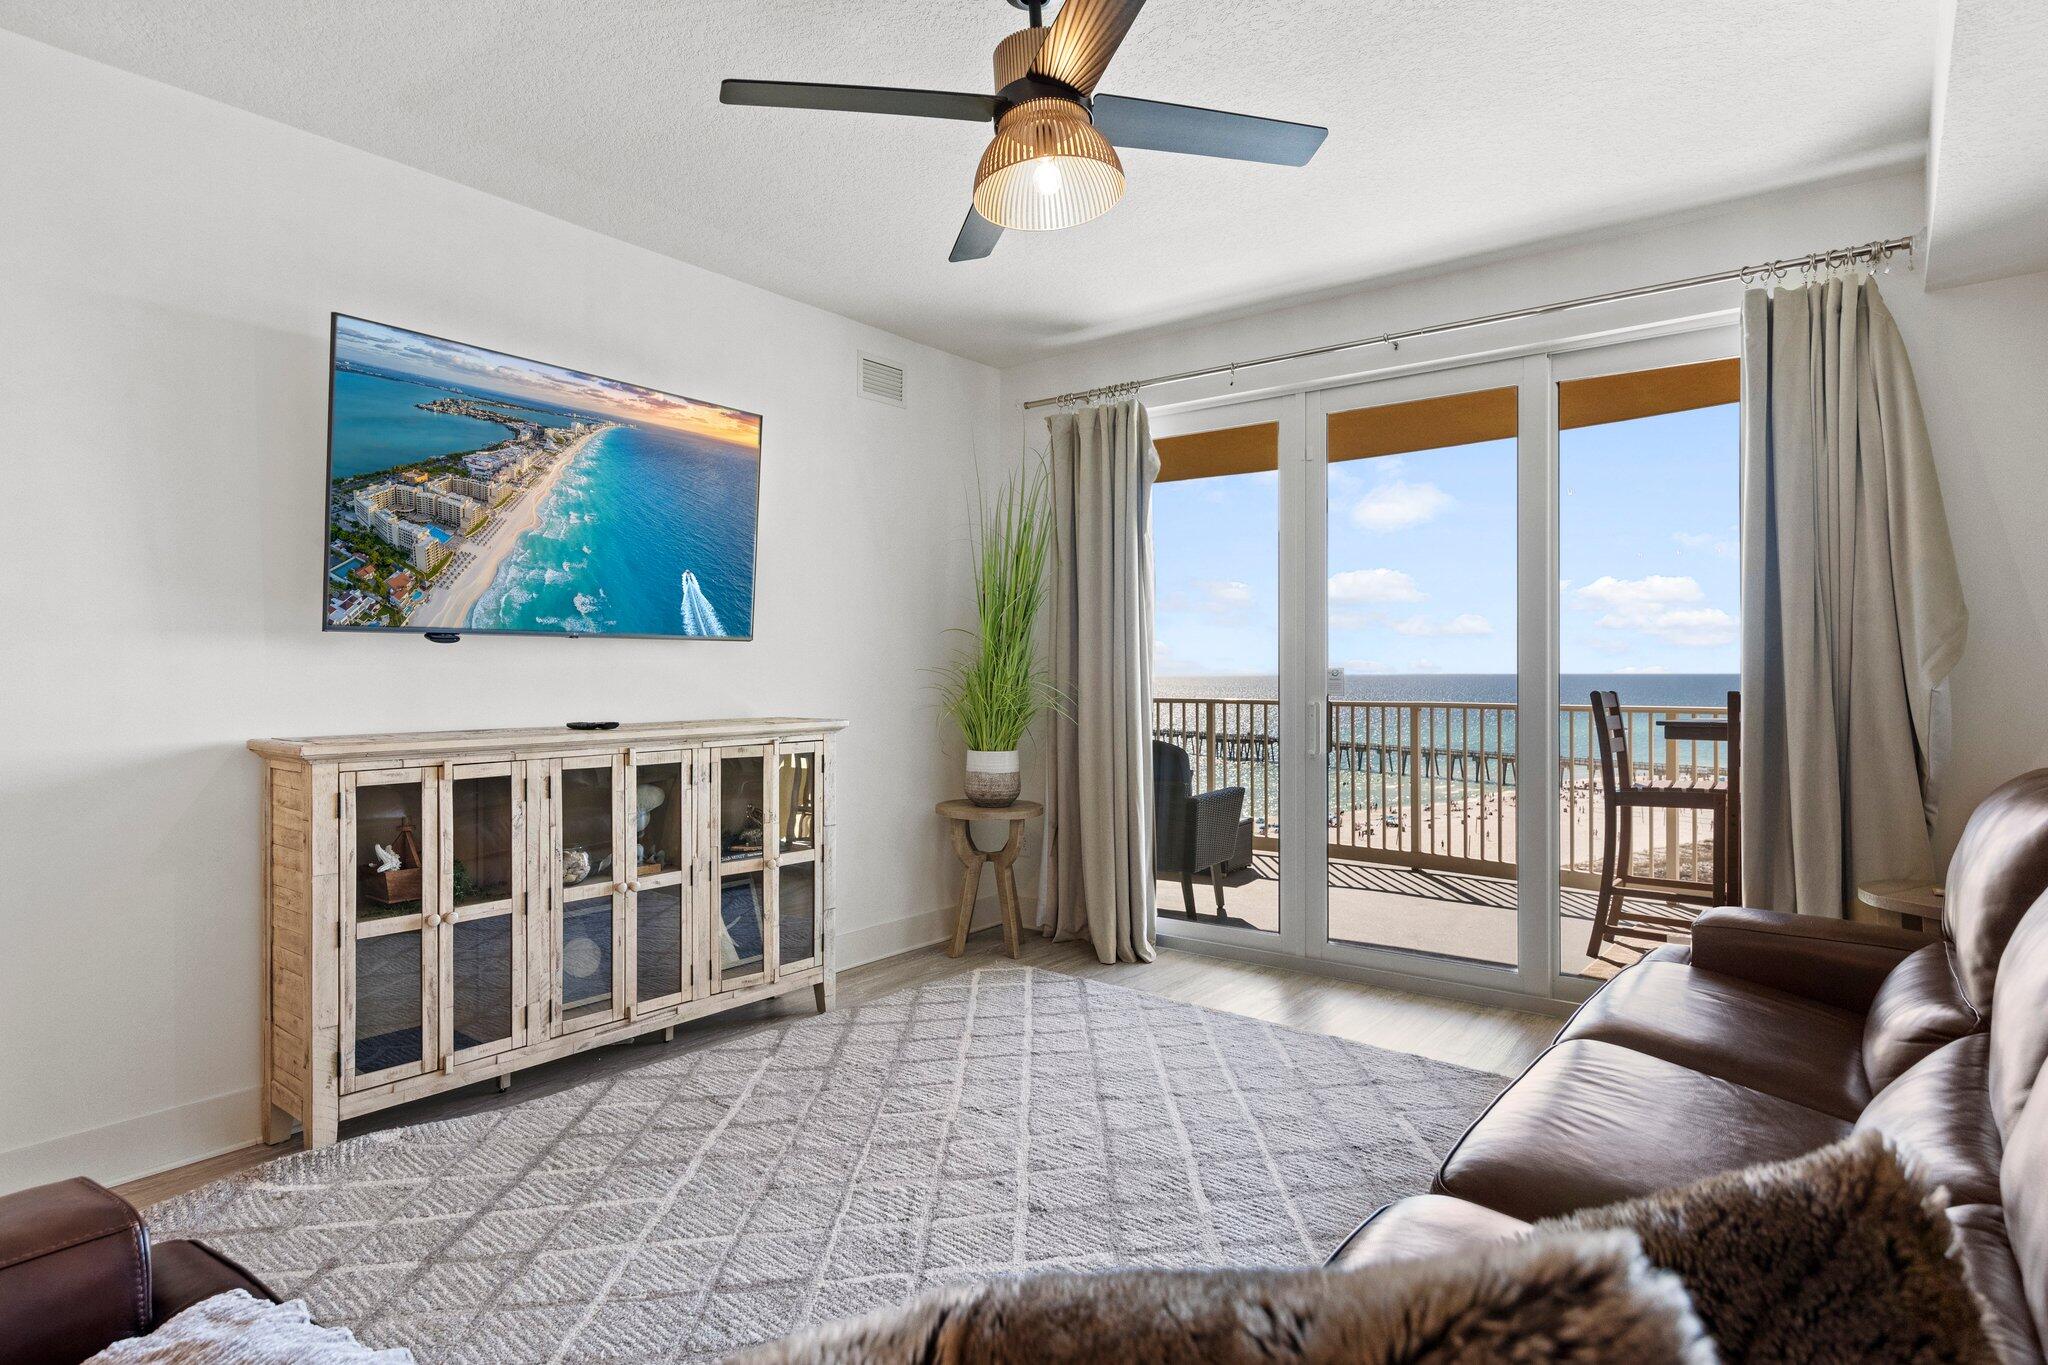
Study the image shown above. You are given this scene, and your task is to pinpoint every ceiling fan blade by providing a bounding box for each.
[1030,0,1147,96]
[720,80,998,123]
[949,207,1003,263]
[1091,94,1328,166]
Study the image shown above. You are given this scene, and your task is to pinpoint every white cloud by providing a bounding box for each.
[1616,665,1671,674]
[1163,579,1256,619]
[1393,613,1494,638]
[1341,659,1391,674]
[1572,575,1736,647]
[1194,580,1253,615]
[1673,531,1737,560]
[1409,659,1444,673]
[1352,479,1453,532]
[1328,568,1424,603]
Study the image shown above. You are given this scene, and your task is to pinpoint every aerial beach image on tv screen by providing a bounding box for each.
[324,315,760,638]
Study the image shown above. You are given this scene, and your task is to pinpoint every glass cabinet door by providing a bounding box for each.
[626,749,692,1014]
[550,755,626,1034]
[710,746,775,992]
[341,767,438,1090]
[776,743,823,975]
[439,761,525,1067]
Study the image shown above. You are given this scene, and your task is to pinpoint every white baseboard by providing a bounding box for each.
[837,891,1007,969]
[0,1085,259,1196]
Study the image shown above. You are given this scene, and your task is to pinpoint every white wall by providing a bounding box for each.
[1001,167,2048,864]
[0,32,1004,1192]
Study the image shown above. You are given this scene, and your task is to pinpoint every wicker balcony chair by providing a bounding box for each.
[1154,739,1247,916]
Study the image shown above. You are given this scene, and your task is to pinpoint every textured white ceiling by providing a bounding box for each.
[0,0,1938,366]
[1925,0,2048,286]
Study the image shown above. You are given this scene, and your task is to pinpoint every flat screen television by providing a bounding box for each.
[323,314,761,639]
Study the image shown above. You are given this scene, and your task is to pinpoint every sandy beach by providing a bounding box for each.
[410,425,612,630]
[1321,786,1717,883]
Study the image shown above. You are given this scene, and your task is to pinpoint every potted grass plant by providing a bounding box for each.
[937,466,1060,807]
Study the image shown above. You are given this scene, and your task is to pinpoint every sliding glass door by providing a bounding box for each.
[1148,395,1306,958]
[1146,322,1739,1003]
[1553,336,1743,984]
[1310,361,1524,974]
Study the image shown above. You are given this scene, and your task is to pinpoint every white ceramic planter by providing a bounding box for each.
[964,749,1021,808]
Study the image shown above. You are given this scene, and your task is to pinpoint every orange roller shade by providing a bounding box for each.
[1558,358,1739,430]
[1328,387,1517,463]
[1156,357,1739,481]
[1154,421,1278,484]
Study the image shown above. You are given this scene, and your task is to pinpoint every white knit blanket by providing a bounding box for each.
[86,1290,414,1363]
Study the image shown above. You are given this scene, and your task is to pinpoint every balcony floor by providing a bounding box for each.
[1156,853,1678,979]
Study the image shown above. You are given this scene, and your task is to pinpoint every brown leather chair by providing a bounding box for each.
[1328,768,2048,1365]
[0,1176,277,1365]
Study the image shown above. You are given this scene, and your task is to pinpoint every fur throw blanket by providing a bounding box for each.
[1542,1131,1994,1363]
[731,1230,1712,1364]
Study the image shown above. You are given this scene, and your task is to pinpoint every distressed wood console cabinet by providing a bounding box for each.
[250,719,844,1148]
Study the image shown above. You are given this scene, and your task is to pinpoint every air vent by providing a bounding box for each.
[858,352,906,407]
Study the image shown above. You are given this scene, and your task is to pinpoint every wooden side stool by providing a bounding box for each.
[937,799,1041,959]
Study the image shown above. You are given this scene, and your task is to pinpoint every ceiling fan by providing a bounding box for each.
[720,0,1328,262]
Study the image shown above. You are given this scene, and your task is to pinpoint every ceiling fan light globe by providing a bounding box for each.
[972,98,1124,231]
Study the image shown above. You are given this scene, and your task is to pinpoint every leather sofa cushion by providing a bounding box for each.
[1434,1040,1849,1223]
[1945,769,2048,1013]
[1325,1195,1528,1269]
[1863,942,1981,1094]
[1853,1033,2002,1208]
[1949,1203,2046,1365]
[1999,1070,2048,1350]
[1558,960,1869,1120]
[1992,895,2048,1133]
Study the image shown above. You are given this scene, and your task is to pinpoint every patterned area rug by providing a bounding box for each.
[154,966,1506,1363]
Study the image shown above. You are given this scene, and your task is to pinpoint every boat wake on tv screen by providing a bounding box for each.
[322,314,761,640]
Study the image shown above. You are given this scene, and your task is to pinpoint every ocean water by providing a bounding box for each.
[330,371,510,477]
[468,423,758,638]
[329,369,583,479]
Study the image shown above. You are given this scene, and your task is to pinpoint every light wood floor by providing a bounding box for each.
[115,930,1557,1210]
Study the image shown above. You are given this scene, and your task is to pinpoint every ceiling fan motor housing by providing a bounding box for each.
[991,27,1093,119]
[994,25,1052,92]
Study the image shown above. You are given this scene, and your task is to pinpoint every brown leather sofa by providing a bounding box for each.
[1330,768,2048,1364]
[0,1176,277,1365]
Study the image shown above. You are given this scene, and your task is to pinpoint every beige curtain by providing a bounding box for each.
[1036,400,1160,963]
[1739,275,1967,917]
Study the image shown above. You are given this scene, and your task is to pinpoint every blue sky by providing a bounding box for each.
[1153,403,1740,676]
[336,316,760,447]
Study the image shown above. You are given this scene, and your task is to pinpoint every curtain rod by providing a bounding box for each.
[1021,235,1917,411]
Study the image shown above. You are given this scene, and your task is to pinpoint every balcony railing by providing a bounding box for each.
[1153,696,1729,889]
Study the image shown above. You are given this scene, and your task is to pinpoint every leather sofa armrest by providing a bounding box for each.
[151,1240,280,1326]
[1690,906,1927,1013]
[0,1177,151,1365]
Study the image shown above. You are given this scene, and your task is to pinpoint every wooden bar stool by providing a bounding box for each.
[937,799,1040,959]
[1585,690,1738,957]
